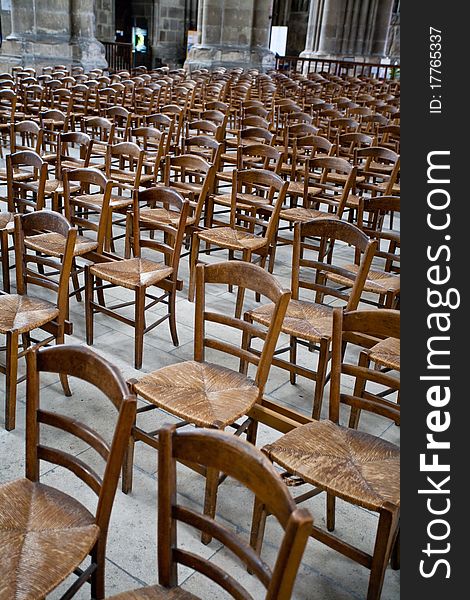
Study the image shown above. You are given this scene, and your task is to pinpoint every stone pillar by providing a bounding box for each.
[70,0,107,70]
[185,0,276,72]
[152,0,187,68]
[1,0,106,71]
[300,0,395,61]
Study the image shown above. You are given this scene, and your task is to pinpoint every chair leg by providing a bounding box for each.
[134,286,146,370]
[289,336,297,385]
[70,258,82,303]
[201,466,220,545]
[168,288,179,346]
[188,232,200,302]
[326,492,336,531]
[5,331,19,431]
[91,539,106,600]
[312,338,330,420]
[85,267,94,346]
[1,230,10,293]
[122,426,136,494]
[367,508,399,600]
[250,496,268,556]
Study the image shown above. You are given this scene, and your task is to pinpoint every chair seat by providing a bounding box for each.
[287,181,322,196]
[133,360,259,428]
[169,181,204,197]
[280,207,339,223]
[197,227,267,252]
[90,258,173,290]
[0,478,99,600]
[109,169,153,185]
[368,337,400,370]
[0,212,14,232]
[139,208,195,228]
[327,173,365,185]
[25,232,98,258]
[108,585,200,599]
[0,167,34,182]
[327,263,400,294]
[249,299,333,343]
[0,294,59,334]
[212,192,271,209]
[263,419,400,512]
[73,192,134,210]
[20,179,61,195]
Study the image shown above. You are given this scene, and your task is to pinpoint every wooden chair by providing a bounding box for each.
[0,89,17,157]
[250,308,400,600]
[0,210,76,430]
[279,156,357,227]
[332,195,400,309]
[0,344,136,598]
[246,218,377,419]
[131,126,167,184]
[122,261,291,537]
[108,425,311,600]
[6,150,52,213]
[189,169,288,316]
[85,188,189,369]
[0,211,14,292]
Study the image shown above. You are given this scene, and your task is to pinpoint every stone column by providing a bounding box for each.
[70,0,107,70]
[185,0,276,72]
[300,0,395,61]
[152,0,187,68]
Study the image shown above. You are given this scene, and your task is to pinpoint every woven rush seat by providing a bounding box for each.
[0,212,14,231]
[0,294,59,334]
[197,227,268,252]
[21,178,61,194]
[168,181,204,196]
[24,232,98,257]
[109,169,154,185]
[249,299,333,343]
[326,172,365,185]
[327,263,400,294]
[73,192,134,210]
[109,587,199,599]
[280,207,339,223]
[133,360,259,428]
[0,478,99,600]
[90,258,173,290]
[287,181,322,196]
[211,192,271,209]
[263,419,400,512]
[368,336,400,370]
[0,167,34,182]
[139,207,196,227]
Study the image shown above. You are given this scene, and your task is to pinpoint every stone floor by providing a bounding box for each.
[0,178,400,599]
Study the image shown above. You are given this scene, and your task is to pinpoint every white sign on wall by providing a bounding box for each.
[270,26,288,57]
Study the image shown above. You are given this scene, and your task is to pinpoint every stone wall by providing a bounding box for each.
[153,0,187,67]
[95,0,115,42]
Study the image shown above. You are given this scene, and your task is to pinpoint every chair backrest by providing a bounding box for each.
[63,168,112,254]
[230,169,287,247]
[14,210,77,321]
[237,143,282,173]
[329,308,400,425]
[133,186,189,278]
[10,120,43,153]
[157,424,312,599]
[25,344,136,534]
[105,141,144,189]
[57,131,93,175]
[239,126,274,145]
[194,261,291,395]
[164,153,215,224]
[6,150,49,212]
[306,156,357,218]
[182,134,222,166]
[292,218,377,309]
